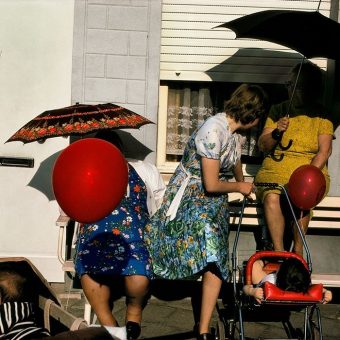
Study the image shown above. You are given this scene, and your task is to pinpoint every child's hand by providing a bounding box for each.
[253,287,264,304]
[322,289,332,304]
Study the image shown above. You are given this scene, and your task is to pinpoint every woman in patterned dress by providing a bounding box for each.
[75,131,165,340]
[145,84,268,339]
[255,61,334,256]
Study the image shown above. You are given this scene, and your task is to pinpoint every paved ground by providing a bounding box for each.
[52,280,340,339]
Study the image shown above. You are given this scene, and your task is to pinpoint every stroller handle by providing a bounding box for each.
[245,250,309,285]
[253,182,312,271]
[254,182,279,188]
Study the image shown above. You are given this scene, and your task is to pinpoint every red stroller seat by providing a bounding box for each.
[245,250,324,304]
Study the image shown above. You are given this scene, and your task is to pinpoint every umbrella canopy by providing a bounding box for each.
[219,10,340,60]
[6,102,154,143]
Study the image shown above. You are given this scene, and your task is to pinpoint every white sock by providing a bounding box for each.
[104,326,127,340]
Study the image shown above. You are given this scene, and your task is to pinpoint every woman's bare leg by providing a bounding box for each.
[81,274,116,326]
[263,193,285,251]
[292,213,310,256]
[124,275,150,324]
[198,270,222,334]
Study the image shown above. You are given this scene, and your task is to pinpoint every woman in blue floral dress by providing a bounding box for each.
[145,84,268,340]
[75,130,165,340]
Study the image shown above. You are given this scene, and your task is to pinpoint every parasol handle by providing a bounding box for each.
[279,139,293,150]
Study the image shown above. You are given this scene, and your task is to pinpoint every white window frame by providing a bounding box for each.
[156,85,261,177]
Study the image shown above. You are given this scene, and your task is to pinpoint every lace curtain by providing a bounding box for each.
[165,84,262,158]
[240,126,262,157]
[166,86,215,155]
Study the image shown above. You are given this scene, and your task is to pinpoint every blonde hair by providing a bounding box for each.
[224,84,268,124]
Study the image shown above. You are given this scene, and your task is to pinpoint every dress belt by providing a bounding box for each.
[166,163,199,221]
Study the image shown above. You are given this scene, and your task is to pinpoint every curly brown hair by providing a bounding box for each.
[224,84,268,125]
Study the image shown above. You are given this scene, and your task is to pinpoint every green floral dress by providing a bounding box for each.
[145,113,241,280]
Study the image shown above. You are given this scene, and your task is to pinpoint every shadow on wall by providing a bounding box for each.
[28,130,152,201]
[206,48,302,85]
[206,48,337,127]
[71,130,153,160]
[28,150,62,201]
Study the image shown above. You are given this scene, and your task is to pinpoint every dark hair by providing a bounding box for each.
[0,266,33,303]
[289,61,323,100]
[224,84,268,125]
[94,129,123,151]
[276,258,311,293]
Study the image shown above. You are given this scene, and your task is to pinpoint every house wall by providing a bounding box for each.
[0,0,75,282]
[71,0,162,163]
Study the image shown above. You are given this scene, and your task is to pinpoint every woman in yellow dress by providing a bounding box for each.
[255,61,334,256]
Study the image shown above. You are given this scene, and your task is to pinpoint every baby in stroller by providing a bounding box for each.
[0,262,51,339]
[243,253,332,305]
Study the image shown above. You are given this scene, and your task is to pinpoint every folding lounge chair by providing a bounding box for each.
[0,257,111,338]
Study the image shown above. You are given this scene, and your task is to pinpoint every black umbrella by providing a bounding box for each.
[219,9,340,60]
[218,8,340,156]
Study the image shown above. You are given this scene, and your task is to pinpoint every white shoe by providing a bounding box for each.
[104,326,127,340]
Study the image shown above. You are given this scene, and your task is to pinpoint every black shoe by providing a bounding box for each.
[197,333,213,340]
[126,321,141,340]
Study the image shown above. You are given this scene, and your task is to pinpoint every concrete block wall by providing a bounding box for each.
[71,0,162,162]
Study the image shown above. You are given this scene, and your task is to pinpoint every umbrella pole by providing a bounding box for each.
[317,0,321,11]
[272,56,305,155]
[285,56,305,118]
[285,0,321,117]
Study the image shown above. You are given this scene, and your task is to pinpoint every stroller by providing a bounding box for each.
[215,183,325,340]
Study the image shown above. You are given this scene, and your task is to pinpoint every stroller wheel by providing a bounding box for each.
[215,320,227,340]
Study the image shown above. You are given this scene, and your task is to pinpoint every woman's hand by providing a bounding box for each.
[238,181,255,196]
[277,116,289,132]
[258,117,289,152]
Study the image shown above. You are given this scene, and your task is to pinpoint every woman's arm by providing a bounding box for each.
[232,160,244,182]
[258,117,289,153]
[311,134,333,169]
[201,157,254,195]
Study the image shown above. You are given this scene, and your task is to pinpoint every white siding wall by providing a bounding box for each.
[160,0,331,83]
[0,0,74,282]
[72,0,162,163]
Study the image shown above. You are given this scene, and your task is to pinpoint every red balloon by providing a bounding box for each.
[288,164,326,210]
[52,138,128,223]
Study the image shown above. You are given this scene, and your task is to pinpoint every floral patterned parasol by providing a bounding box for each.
[6,102,154,143]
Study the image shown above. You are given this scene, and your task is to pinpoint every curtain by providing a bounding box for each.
[165,84,262,159]
[166,86,215,155]
[240,126,262,157]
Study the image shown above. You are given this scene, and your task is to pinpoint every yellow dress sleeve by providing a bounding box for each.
[319,117,334,135]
